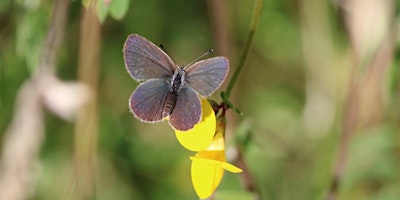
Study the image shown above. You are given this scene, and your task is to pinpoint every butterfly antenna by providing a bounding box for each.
[159,44,165,50]
[159,44,171,56]
[184,49,214,69]
[159,44,177,63]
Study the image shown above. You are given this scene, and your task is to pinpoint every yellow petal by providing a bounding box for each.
[191,156,224,199]
[204,131,224,151]
[175,99,216,151]
[220,162,243,173]
[190,150,242,199]
[190,155,243,173]
[194,150,225,162]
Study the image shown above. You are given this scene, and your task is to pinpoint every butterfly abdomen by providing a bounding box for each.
[163,92,177,117]
[163,68,185,117]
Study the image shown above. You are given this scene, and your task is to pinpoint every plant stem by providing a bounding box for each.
[326,82,360,200]
[70,2,100,200]
[207,0,229,57]
[223,0,264,198]
[0,0,70,199]
[224,0,264,98]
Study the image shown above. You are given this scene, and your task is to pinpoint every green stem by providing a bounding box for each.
[224,0,264,98]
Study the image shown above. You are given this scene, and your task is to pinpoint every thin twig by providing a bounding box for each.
[326,82,360,200]
[326,1,396,199]
[224,0,264,98]
[221,0,264,198]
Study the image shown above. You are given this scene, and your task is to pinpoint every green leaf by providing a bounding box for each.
[82,0,90,8]
[221,92,243,115]
[16,4,49,73]
[96,0,109,23]
[109,0,130,20]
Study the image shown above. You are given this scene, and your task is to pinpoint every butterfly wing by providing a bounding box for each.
[124,34,176,81]
[169,87,201,131]
[185,57,229,97]
[129,79,171,122]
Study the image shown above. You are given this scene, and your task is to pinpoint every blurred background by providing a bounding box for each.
[1,0,400,199]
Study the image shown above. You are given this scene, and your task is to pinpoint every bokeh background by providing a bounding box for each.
[1,0,400,199]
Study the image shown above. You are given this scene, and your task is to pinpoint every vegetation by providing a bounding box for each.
[0,0,399,199]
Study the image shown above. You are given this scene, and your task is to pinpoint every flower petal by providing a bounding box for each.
[191,156,224,199]
[175,99,216,151]
[220,162,243,173]
[190,156,242,173]
[190,149,242,199]
[204,130,224,151]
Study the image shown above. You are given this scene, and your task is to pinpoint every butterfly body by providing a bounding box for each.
[170,68,186,94]
[161,68,184,116]
[124,34,229,131]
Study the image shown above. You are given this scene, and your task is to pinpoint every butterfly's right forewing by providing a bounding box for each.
[185,57,229,97]
[124,34,176,81]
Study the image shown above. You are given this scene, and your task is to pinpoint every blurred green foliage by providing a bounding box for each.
[1,0,400,200]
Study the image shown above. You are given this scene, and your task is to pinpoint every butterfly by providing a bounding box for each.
[123,34,229,131]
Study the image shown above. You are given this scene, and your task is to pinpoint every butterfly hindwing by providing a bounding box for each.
[185,57,229,97]
[169,87,201,131]
[124,34,176,81]
[129,79,171,122]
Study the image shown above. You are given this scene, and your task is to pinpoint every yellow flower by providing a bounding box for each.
[175,99,216,151]
[175,98,242,199]
[190,130,242,199]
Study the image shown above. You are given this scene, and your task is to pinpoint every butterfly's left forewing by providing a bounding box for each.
[185,57,229,97]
